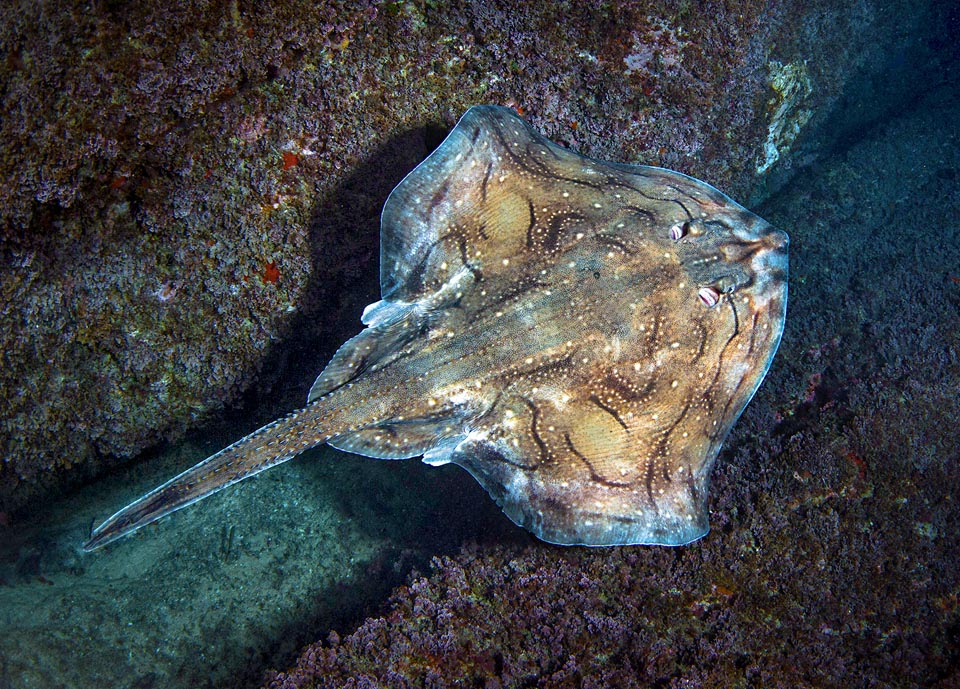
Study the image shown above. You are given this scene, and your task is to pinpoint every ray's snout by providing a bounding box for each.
[679,207,788,300]
[722,211,789,315]
[726,207,787,248]
[752,213,789,256]
[750,217,789,285]
[719,210,789,286]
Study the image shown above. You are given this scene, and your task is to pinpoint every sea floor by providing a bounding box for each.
[1,79,958,689]
[0,427,515,688]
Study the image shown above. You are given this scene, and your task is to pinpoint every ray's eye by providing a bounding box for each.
[698,286,721,307]
[669,221,692,241]
[593,271,601,279]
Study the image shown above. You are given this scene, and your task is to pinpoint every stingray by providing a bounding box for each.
[84,105,787,551]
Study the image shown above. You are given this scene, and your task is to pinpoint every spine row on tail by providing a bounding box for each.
[83,405,325,551]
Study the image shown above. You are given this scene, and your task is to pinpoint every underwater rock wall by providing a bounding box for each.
[0,0,924,513]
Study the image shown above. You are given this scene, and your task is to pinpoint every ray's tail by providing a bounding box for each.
[83,404,326,551]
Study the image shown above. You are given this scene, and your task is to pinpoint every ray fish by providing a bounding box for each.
[84,105,787,551]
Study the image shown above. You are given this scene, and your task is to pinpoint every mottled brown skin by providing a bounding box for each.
[84,106,787,551]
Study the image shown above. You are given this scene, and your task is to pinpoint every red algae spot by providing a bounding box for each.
[262,261,280,284]
[156,280,181,302]
[935,593,958,613]
[845,450,868,480]
[110,176,128,190]
[713,583,736,599]
[282,152,300,170]
[503,100,526,117]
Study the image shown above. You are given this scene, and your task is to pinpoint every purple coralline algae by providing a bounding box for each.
[265,495,958,689]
